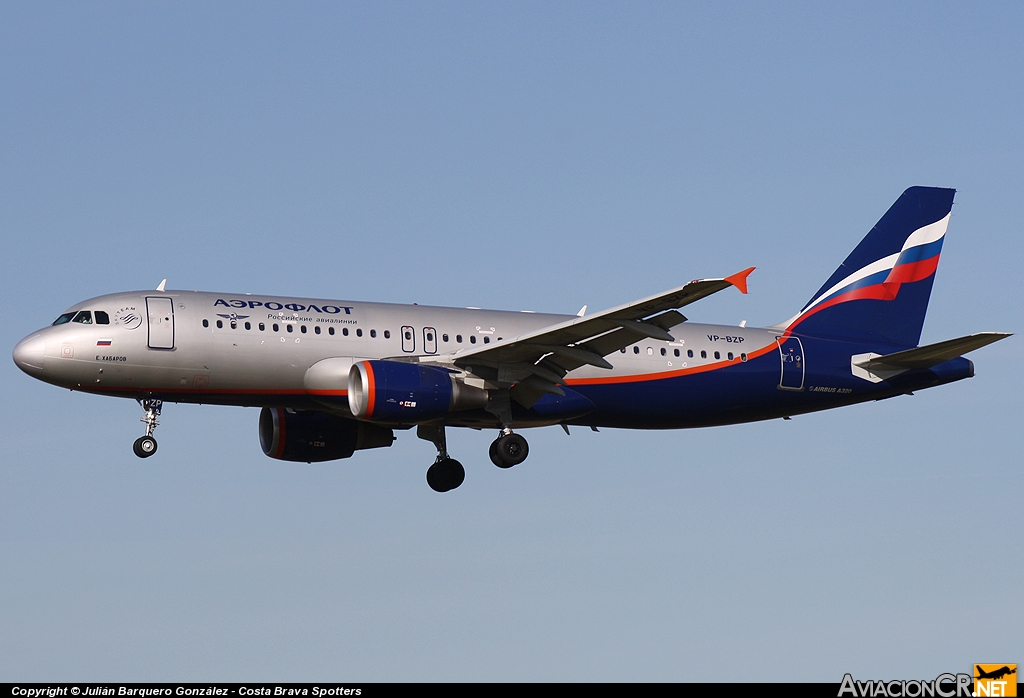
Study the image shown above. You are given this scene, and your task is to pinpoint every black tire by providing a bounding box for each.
[426,463,448,492]
[489,439,504,468]
[494,433,528,468]
[427,458,465,492]
[133,436,157,458]
[443,459,465,490]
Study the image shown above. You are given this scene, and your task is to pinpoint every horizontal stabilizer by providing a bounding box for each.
[855,332,1011,371]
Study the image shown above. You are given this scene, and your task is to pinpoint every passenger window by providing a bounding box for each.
[661,347,666,356]
[728,352,733,360]
[740,353,747,362]
[633,346,639,354]
[470,336,476,344]
[701,350,707,359]
[230,321,237,329]
[203,319,209,328]
[370,329,377,338]
[315,326,321,335]
[95,311,110,325]
[356,328,363,337]
[343,328,349,336]
[52,312,76,325]
[217,320,223,329]
[674,349,680,357]
[483,336,489,344]
[620,348,626,353]
[72,311,93,324]
[259,323,265,331]
[647,347,653,356]
[301,325,307,334]
[688,350,693,358]
[286,325,293,333]
[244,322,250,330]
[384,330,391,339]
[456,335,463,343]
[443,334,449,342]
[714,351,721,360]
[329,327,335,336]
[273,323,279,332]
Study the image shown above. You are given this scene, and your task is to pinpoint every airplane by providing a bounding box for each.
[12,186,1010,492]
[975,666,1016,681]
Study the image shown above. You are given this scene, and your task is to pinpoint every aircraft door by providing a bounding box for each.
[777,336,804,390]
[147,297,175,349]
[401,325,415,353]
[423,327,437,354]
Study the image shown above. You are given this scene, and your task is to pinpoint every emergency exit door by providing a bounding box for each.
[147,297,175,349]
[423,327,437,354]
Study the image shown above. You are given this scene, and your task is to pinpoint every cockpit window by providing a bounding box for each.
[52,312,76,325]
[95,311,110,325]
[72,311,93,324]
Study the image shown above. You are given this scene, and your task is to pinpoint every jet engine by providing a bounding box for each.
[348,360,488,423]
[259,407,395,462]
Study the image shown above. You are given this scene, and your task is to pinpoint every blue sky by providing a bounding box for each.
[1,1,1021,681]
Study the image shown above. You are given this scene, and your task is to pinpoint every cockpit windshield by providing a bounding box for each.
[52,309,110,326]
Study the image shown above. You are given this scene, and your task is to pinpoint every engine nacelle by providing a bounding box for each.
[348,360,488,423]
[259,407,395,462]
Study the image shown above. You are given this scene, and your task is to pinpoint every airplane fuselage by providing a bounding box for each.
[11,187,1006,491]
[14,289,974,431]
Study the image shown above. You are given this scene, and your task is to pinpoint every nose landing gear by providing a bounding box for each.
[489,428,529,468]
[133,398,162,458]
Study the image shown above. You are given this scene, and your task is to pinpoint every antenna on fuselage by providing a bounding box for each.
[577,305,587,317]
[156,279,167,292]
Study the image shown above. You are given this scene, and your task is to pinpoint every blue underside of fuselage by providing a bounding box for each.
[556,335,973,429]
[81,334,975,430]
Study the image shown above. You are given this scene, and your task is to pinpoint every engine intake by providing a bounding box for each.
[259,407,394,462]
[348,360,488,423]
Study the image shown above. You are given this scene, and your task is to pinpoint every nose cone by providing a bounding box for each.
[13,333,45,374]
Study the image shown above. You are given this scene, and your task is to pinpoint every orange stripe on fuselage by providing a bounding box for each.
[76,386,347,397]
[565,341,778,386]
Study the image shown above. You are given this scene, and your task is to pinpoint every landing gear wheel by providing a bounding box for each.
[426,458,465,492]
[491,433,528,468]
[133,435,157,458]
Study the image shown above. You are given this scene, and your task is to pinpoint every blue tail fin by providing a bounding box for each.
[784,186,955,348]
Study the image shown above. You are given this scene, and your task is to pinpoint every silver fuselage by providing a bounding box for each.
[14,289,783,428]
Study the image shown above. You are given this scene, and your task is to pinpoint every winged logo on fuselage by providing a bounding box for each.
[115,307,143,330]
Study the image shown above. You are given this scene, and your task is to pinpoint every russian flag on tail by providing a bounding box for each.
[784,187,955,348]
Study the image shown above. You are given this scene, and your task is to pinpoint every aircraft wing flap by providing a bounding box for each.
[854,332,1011,370]
[451,269,754,373]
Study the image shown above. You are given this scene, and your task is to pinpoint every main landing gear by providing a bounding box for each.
[418,425,465,493]
[133,398,162,458]
[489,428,529,469]
[417,425,531,492]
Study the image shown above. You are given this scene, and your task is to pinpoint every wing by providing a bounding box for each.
[437,267,755,407]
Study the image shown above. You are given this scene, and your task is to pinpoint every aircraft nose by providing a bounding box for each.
[13,333,45,374]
